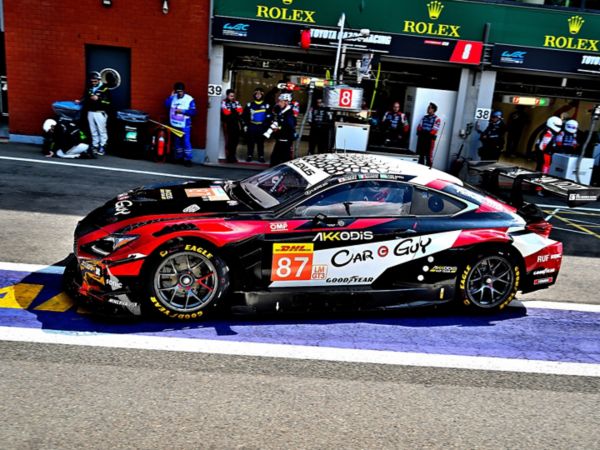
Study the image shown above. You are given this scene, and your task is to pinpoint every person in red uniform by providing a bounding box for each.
[416,102,441,167]
[536,116,562,196]
[537,116,562,173]
[221,89,244,163]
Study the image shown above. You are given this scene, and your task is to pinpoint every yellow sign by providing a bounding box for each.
[256,0,316,24]
[403,1,461,38]
[543,16,598,52]
[427,1,444,21]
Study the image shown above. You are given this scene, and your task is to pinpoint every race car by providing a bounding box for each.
[64,153,563,320]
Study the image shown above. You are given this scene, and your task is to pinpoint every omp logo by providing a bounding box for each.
[313,231,373,242]
[427,1,444,20]
[568,15,585,35]
[273,243,314,253]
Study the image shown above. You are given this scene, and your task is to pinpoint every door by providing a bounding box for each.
[86,45,131,112]
[263,180,419,290]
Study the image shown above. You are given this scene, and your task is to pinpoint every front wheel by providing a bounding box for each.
[457,253,520,312]
[144,242,230,320]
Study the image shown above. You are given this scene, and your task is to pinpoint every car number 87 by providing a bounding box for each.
[271,255,313,281]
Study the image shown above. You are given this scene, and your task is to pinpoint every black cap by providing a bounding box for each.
[173,82,185,91]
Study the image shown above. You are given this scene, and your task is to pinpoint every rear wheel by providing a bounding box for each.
[145,241,229,320]
[457,252,520,312]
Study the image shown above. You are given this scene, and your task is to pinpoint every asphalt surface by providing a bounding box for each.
[1,143,599,449]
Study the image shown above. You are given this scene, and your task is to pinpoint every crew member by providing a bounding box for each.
[537,116,562,172]
[476,110,506,161]
[165,82,197,166]
[243,87,270,163]
[416,102,441,167]
[556,119,579,155]
[307,98,333,154]
[382,102,409,147]
[78,71,111,156]
[267,93,297,167]
[42,118,90,159]
[221,89,243,163]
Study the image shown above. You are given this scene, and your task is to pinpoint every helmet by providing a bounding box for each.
[89,71,101,81]
[42,118,57,133]
[491,110,503,118]
[565,119,578,134]
[546,116,563,133]
[278,93,292,102]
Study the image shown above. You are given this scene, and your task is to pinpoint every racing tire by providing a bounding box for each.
[144,240,230,320]
[456,250,520,312]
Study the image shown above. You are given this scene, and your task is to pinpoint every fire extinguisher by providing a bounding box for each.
[155,128,167,161]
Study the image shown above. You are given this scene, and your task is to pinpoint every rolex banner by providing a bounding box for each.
[212,16,483,65]
[214,0,600,53]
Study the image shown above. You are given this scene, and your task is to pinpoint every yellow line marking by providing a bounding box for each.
[0,283,44,309]
[553,214,600,240]
[544,209,600,217]
[34,292,75,312]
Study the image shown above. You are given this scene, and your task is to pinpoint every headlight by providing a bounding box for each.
[88,234,140,256]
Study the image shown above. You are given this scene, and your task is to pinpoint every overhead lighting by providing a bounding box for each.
[102,0,112,6]
[162,0,169,14]
[502,95,551,106]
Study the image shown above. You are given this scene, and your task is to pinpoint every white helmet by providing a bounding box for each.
[546,116,562,133]
[278,93,292,102]
[42,118,57,133]
[565,119,578,134]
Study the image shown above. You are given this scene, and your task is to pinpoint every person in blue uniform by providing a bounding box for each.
[165,82,197,166]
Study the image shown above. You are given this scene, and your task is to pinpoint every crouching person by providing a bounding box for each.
[42,118,91,159]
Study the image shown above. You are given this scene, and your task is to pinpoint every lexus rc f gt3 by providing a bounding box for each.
[64,153,562,320]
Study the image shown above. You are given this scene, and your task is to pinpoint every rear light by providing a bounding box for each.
[526,221,552,238]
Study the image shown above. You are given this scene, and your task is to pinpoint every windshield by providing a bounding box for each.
[240,165,311,209]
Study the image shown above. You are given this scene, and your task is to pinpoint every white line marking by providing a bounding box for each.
[0,156,219,180]
[0,326,598,377]
[545,208,560,222]
[1,261,600,312]
[511,300,600,313]
[537,203,600,212]
[0,262,65,275]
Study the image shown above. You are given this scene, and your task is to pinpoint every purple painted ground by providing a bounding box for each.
[1,269,599,364]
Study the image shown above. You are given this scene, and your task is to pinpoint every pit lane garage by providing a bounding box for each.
[64,153,563,320]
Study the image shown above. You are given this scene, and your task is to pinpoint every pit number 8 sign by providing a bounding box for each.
[271,243,314,281]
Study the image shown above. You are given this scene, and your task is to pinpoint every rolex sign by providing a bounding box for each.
[323,86,363,112]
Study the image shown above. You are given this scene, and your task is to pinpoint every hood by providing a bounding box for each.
[76,179,252,236]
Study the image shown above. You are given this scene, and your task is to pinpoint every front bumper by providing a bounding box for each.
[68,255,144,316]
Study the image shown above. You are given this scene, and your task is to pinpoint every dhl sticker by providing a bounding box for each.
[273,243,314,254]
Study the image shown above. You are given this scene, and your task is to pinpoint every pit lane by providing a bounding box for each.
[1,263,599,377]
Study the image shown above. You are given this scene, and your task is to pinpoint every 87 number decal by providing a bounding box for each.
[271,243,314,281]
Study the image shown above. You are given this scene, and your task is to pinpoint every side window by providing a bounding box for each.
[292,180,413,218]
[410,188,466,216]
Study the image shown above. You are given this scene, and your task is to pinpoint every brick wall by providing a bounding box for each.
[4,0,210,147]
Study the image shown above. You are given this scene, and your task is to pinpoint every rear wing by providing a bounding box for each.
[466,161,600,208]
